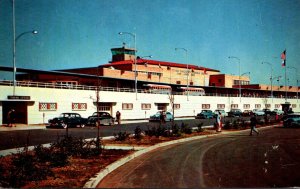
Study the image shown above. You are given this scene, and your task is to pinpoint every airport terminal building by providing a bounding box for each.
[0,46,299,125]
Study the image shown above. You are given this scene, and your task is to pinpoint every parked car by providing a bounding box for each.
[48,113,87,129]
[242,110,253,117]
[214,109,227,117]
[149,111,174,122]
[283,113,300,127]
[87,112,115,126]
[253,109,265,116]
[196,110,214,119]
[227,109,242,117]
[273,109,284,115]
[262,108,273,115]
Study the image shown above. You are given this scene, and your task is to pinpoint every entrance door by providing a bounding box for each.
[156,103,169,111]
[2,101,28,124]
[97,103,113,115]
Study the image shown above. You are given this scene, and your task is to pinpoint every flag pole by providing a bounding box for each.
[285,49,287,102]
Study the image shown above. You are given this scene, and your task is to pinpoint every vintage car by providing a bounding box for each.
[87,112,115,126]
[214,109,228,117]
[283,113,300,127]
[149,111,174,122]
[214,109,227,117]
[253,109,265,116]
[227,109,242,117]
[262,108,273,115]
[48,113,87,129]
[242,110,254,117]
[272,109,284,115]
[196,110,214,119]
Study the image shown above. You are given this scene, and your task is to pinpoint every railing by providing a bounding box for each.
[0,80,298,99]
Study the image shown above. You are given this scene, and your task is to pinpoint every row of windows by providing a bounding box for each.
[39,103,87,111]
[204,104,297,110]
[233,80,250,85]
[123,103,181,110]
[39,102,298,112]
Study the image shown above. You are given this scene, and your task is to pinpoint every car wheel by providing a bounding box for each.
[62,123,67,129]
[109,120,114,126]
[80,124,85,128]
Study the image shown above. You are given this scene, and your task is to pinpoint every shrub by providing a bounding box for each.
[7,149,52,187]
[48,135,102,160]
[145,126,171,138]
[34,144,53,163]
[196,123,204,132]
[134,126,143,140]
[81,138,102,158]
[114,131,129,141]
[155,126,166,137]
[180,122,192,134]
[48,149,69,167]
[264,116,270,125]
[232,120,240,129]
[145,126,154,137]
[171,124,182,137]
[223,120,232,129]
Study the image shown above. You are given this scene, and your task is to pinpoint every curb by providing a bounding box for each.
[83,125,277,188]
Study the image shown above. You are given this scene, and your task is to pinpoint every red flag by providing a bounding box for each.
[281,50,286,67]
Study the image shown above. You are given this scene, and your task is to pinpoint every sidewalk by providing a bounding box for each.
[0,124,46,131]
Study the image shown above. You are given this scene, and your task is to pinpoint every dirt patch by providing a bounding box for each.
[0,149,133,188]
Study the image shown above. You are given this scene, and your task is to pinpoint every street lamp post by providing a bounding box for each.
[12,0,38,95]
[287,66,298,101]
[118,32,137,100]
[228,56,241,102]
[297,79,299,102]
[273,76,282,97]
[261,62,273,98]
[175,48,188,100]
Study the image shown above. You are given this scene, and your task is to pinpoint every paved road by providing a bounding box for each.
[0,118,211,150]
[98,126,300,188]
[0,115,273,151]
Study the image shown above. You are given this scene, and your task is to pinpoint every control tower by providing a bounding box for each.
[111,44,136,63]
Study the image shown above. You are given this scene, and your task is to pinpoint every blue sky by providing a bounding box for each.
[0,0,299,86]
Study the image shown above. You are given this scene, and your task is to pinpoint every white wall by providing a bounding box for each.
[0,85,299,124]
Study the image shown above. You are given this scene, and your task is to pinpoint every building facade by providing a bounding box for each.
[1,45,299,125]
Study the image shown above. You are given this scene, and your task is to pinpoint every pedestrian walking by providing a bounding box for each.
[116,111,121,125]
[249,114,259,136]
[7,109,16,127]
[216,111,222,132]
[160,111,166,124]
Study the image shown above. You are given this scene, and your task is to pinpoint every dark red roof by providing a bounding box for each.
[100,59,219,72]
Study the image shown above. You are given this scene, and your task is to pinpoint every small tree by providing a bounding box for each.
[168,91,175,128]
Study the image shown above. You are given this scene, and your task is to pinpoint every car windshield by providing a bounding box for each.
[92,112,107,117]
[60,113,69,118]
